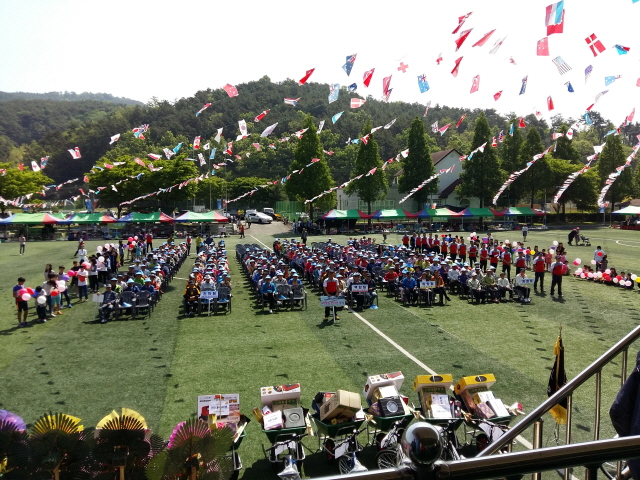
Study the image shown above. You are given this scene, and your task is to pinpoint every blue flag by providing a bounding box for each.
[328,84,340,103]
[209,148,216,160]
[519,76,528,95]
[604,75,620,86]
[614,44,630,55]
[604,129,617,137]
[332,111,344,124]
[565,81,574,92]
[417,74,430,93]
[583,113,593,125]
[509,123,514,136]
[342,54,357,76]
[173,143,183,154]
[347,83,357,92]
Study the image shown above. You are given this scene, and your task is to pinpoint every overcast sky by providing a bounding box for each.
[1,0,638,125]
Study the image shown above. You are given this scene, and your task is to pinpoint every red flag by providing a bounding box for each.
[451,57,463,77]
[519,117,527,128]
[456,114,467,128]
[586,104,594,111]
[382,75,392,94]
[470,75,480,93]
[537,37,550,56]
[351,98,367,108]
[492,137,498,147]
[298,68,315,85]
[452,12,472,34]
[627,108,635,124]
[436,53,443,65]
[254,110,270,122]
[585,34,606,57]
[494,91,503,101]
[547,96,555,111]
[472,29,495,47]
[455,29,473,51]
[223,83,239,97]
[363,68,374,87]
[18,163,24,171]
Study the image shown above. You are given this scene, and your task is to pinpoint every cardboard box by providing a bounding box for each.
[473,391,496,405]
[320,390,362,421]
[476,403,496,419]
[197,394,240,418]
[263,410,284,430]
[373,385,399,400]
[413,374,454,392]
[488,399,510,417]
[430,404,452,419]
[454,374,496,396]
[429,394,450,406]
[363,372,404,401]
[260,384,301,407]
[272,399,300,411]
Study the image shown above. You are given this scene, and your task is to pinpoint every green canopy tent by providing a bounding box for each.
[369,209,418,219]
[10,213,65,224]
[118,212,174,223]
[320,209,371,219]
[58,213,119,224]
[173,211,229,222]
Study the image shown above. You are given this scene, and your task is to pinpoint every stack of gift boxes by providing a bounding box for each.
[197,393,248,440]
[363,372,411,418]
[454,374,511,419]
[413,374,461,419]
[254,383,309,431]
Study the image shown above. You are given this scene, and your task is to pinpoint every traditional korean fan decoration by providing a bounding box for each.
[0,410,30,476]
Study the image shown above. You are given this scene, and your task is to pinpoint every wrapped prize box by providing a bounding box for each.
[260,383,301,407]
[320,390,362,421]
[488,399,510,417]
[476,403,496,419]
[363,372,405,401]
[413,374,454,393]
[430,404,452,419]
[473,391,496,405]
[454,374,496,412]
[263,410,284,430]
[373,385,399,400]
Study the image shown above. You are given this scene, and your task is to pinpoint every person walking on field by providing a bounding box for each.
[522,224,529,242]
[550,255,566,298]
[239,224,245,239]
[19,234,26,255]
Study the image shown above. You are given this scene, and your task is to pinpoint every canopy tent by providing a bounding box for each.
[496,207,546,216]
[458,208,495,217]
[174,211,229,223]
[415,208,461,218]
[490,208,506,217]
[8,213,64,224]
[58,213,119,224]
[0,215,15,224]
[118,212,174,223]
[611,206,640,215]
[369,209,418,219]
[320,209,371,220]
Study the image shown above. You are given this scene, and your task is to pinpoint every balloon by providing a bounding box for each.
[104,243,110,249]
[58,285,66,292]
[67,270,76,277]
[531,250,536,255]
[613,278,619,284]
[617,275,623,281]
[637,278,640,284]
[598,251,604,257]
[591,260,597,265]
[78,276,86,282]
[605,269,611,275]
[51,290,59,297]
[632,274,638,281]
[26,288,35,295]
[131,242,136,247]
[97,246,103,252]
[128,237,134,242]
[467,237,471,241]
[580,273,586,278]
[21,293,30,301]
[134,236,139,241]
[61,275,69,281]
[553,241,558,246]
[596,272,603,278]
[98,256,105,263]
[626,281,632,287]
[18,288,28,296]
[37,296,46,305]
[83,262,91,268]
[588,272,594,278]
[574,258,582,265]
[505,239,510,244]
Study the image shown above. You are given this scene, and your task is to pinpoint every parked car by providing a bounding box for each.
[246,212,272,224]
[262,207,281,221]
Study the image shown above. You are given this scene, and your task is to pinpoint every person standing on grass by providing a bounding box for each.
[77,242,87,264]
[533,252,546,293]
[522,224,529,241]
[186,234,192,254]
[76,265,89,302]
[18,234,26,255]
[145,231,153,253]
[594,246,605,272]
[57,266,73,308]
[550,255,566,298]
[13,277,29,327]
[34,286,47,323]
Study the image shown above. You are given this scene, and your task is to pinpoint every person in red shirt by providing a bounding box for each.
[433,237,440,255]
[440,239,448,256]
[501,249,512,281]
[425,234,433,253]
[469,242,478,265]
[533,252,546,292]
[489,247,500,271]
[458,241,467,264]
[415,235,423,252]
[479,246,489,272]
[515,252,526,274]
[145,231,153,253]
[402,234,410,247]
[449,241,458,262]
[384,269,399,296]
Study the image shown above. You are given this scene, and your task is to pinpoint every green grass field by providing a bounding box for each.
[1,227,639,479]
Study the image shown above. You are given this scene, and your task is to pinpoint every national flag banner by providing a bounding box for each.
[552,56,572,75]
[489,36,507,54]
[328,84,340,103]
[537,37,550,56]
[332,111,344,124]
[586,34,606,57]
[417,74,430,93]
[455,29,473,51]
[31,160,40,172]
[350,98,366,108]
[614,44,630,55]
[384,118,397,129]
[565,81,574,92]
[498,130,504,142]
[195,103,211,116]
[423,101,431,117]
[238,120,248,138]
[552,133,564,140]
[491,137,498,147]
[456,114,467,128]
[626,108,636,125]
[109,134,121,144]
[584,112,593,125]
[224,142,233,155]
[298,68,315,85]
[40,156,49,169]
[585,65,593,83]
[193,136,201,149]
[545,1,565,35]
[509,123,514,136]
[436,52,443,65]
[198,153,206,166]
[452,11,472,34]
[594,90,609,103]
[605,75,621,86]
[202,143,210,151]
[223,84,239,97]
[147,153,161,160]
[566,130,573,140]
[547,335,567,424]
[382,88,393,103]
[451,56,463,77]
[68,147,81,159]
[134,158,146,167]
[173,142,183,153]
[439,124,451,136]
[342,54,357,76]
[363,68,374,87]
[348,83,357,92]
[382,75,392,94]
[361,134,370,145]
[519,117,527,128]
[254,110,269,122]
[472,29,496,47]
[520,76,528,95]
[547,96,555,111]
[494,90,503,101]
[163,148,174,159]
[209,148,217,159]
[431,121,439,133]
[470,75,480,93]
[284,97,300,106]
[637,78,640,87]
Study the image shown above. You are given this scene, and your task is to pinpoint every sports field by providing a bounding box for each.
[1,226,639,479]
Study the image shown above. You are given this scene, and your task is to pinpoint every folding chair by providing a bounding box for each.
[215,287,232,314]
[276,284,292,311]
[118,291,137,318]
[291,284,307,310]
[135,291,152,318]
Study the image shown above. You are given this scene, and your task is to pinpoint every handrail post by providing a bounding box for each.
[594,370,601,442]
[532,419,543,480]
[618,348,629,479]
[564,395,573,480]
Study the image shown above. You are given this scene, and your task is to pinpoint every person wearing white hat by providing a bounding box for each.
[260,276,277,313]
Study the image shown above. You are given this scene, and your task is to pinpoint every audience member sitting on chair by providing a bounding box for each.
[468,272,485,304]
[497,272,513,301]
[183,279,200,317]
[515,269,531,303]
[99,284,118,324]
[260,275,277,314]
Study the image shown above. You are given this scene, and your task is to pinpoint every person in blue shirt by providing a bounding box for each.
[260,276,277,314]
[401,270,417,304]
[141,278,155,295]
[123,279,140,294]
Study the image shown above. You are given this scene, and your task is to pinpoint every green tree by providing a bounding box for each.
[499,118,524,205]
[0,163,53,213]
[457,113,505,207]
[597,135,634,213]
[545,157,597,217]
[518,127,548,207]
[284,115,334,220]
[552,125,581,162]
[398,117,437,208]
[345,120,388,218]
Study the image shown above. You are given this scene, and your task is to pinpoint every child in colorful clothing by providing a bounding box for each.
[34,286,48,323]
[545,249,553,272]
[525,247,532,269]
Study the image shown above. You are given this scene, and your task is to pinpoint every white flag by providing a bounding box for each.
[109,134,120,144]
[260,122,278,137]
[384,118,397,129]
[203,143,210,151]
[489,36,507,54]
[317,120,325,134]
[31,161,40,172]
[163,148,175,159]
[68,147,81,159]
[214,128,223,143]
[198,153,206,166]
[238,120,248,139]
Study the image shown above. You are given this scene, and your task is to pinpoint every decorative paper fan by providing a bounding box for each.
[0,412,30,475]
[0,410,26,431]
[32,413,84,437]
[96,408,148,431]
